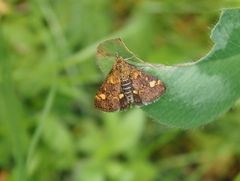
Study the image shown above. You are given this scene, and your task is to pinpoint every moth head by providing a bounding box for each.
[115,57,125,70]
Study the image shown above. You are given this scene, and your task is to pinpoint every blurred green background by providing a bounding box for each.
[1,0,240,181]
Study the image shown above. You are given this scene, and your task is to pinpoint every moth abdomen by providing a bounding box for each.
[121,79,134,103]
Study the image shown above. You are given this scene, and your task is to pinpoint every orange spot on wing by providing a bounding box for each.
[99,94,106,100]
[132,71,141,79]
[133,90,138,94]
[119,93,124,99]
[149,80,156,87]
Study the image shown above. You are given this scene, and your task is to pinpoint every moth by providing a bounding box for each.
[94,56,165,112]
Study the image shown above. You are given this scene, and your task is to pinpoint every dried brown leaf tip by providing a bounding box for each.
[95,56,165,112]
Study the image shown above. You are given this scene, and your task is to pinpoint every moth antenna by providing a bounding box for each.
[115,53,134,60]
[124,55,134,61]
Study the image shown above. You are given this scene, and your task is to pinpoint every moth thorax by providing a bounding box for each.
[121,79,134,103]
[120,74,128,80]
[117,63,130,80]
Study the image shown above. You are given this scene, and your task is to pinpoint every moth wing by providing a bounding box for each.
[130,67,165,104]
[119,96,131,110]
[95,69,127,112]
[133,93,142,105]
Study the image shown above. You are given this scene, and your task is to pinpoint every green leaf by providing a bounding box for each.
[96,8,240,128]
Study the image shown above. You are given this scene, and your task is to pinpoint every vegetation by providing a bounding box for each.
[0,0,240,180]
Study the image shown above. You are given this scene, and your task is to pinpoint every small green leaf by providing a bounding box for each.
[96,8,240,128]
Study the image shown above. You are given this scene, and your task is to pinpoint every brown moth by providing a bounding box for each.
[95,56,165,112]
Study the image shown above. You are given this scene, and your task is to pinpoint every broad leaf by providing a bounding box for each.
[96,8,240,128]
